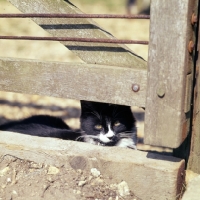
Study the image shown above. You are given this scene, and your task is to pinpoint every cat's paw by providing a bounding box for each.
[116,138,137,150]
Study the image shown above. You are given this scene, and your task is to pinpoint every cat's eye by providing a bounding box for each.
[95,124,102,130]
[114,121,121,127]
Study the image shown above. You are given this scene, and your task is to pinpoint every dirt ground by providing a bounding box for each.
[0,154,139,200]
[0,1,175,200]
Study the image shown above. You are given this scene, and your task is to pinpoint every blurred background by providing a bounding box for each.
[0,0,170,152]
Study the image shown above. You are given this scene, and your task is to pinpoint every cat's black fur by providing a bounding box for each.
[0,115,81,140]
[0,101,137,149]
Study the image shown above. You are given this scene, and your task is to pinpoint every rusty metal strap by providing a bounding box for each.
[0,36,149,45]
[0,13,150,19]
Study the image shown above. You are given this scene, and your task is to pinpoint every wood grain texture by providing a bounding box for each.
[8,0,146,69]
[0,131,185,200]
[188,6,200,173]
[144,0,197,148]
[0,57,147,106]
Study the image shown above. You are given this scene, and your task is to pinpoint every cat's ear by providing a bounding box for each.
[80,100,95,110]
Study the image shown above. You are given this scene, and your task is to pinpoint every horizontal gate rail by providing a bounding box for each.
[0,57,147,107]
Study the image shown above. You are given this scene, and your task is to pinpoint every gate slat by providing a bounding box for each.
[188,6,200,173]
[0,57,147,107]
[8,0,146,69]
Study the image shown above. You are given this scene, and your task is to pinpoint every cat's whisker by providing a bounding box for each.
[75,136,84,141]
[119,135,133,139]
[75,134,99,141]
[84,135,99,139]
[118,131,134,134]
[85,109,101,120]
[90,111,101,120]
[118,131,136,138]
[118,131,135,135]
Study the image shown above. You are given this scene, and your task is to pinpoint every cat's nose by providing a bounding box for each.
[107,135,116,141]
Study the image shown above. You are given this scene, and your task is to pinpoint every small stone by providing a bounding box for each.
[77,169,83,174]
[7,178,11,183]
[117,181,130,197]
[12,190,17,195]
[80,176,86,181]
[90,168,101,177]
[70,156,87,170]
[76,190,81,194]
[30,163,43,169]
[73,189,82,194]
[0,167,10,176]
[47,166,59,175]
[78,180,87,187]
[47,176,54,183]
[81,192,85,196]
[88,175,93,181]
[93,177,104,185]
[110,184,117,190]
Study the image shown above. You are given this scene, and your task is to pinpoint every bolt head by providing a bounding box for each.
[188,41,194,53]
[157,87,165,98]
[132,84,140,92]
[191,13,197,25]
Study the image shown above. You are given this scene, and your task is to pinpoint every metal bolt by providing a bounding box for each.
[191,13,197,25]
[132,84,140,92]
[188,41,194,53]
[157,86,165,98]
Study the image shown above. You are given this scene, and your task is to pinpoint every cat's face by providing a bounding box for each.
[80,101,137,149]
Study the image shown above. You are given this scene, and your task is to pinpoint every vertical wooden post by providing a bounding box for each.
[188,2,200,173]
[144,0,198,148]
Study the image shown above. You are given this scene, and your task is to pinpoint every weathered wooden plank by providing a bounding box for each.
[8,0,146,69]
[0,57,147,107]
[144,0,197,148]
[0,131,185,200]
[188,6,200,173]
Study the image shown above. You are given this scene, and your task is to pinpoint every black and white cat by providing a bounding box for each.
[0,101,137,149]
[79,101,137,149]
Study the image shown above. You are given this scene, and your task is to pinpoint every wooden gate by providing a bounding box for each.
[0,0,200,199]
